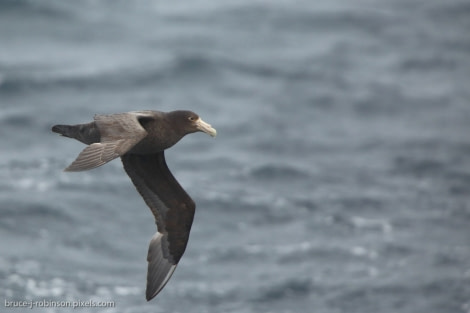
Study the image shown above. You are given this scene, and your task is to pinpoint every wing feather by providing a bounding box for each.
[64,112,149,172]
[146,232,177,301]
[121,152,195,300]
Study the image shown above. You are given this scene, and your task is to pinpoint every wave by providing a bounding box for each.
[249,164,311,181]
[0,54,222,94]
[252,278,312,302]
[0,202,74,236]
[0,0,76,20]
[0,49,328,95]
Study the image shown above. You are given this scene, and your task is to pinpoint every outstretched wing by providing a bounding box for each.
[64,112,151,172]
[121,152,195,301]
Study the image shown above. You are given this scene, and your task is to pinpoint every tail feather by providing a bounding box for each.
[51,122,101,145]
[52,124,77,138]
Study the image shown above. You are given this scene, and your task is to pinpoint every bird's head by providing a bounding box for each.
[168,110,217,138]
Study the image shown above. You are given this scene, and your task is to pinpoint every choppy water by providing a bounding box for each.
[1,0,469,312]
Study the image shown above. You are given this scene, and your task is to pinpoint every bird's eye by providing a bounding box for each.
[188,116,195,121]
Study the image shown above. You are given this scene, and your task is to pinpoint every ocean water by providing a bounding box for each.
[1,0,469,312]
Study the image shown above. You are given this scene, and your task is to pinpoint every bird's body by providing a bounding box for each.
[52,110,216,301]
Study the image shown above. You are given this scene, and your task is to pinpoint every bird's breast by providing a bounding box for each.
[129,135,177,154]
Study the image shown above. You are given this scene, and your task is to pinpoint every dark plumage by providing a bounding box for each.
[52,110,216,301]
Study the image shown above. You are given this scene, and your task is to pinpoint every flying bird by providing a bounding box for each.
[52,110,216,301]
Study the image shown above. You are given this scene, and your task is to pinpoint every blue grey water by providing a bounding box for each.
[1,0,469,312]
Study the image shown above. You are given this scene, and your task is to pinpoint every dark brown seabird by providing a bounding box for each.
[51,110,216,301]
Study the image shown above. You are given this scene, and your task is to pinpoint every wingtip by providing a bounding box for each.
[63,162,84,172]
[145,232,178,301]
[63,161,97,172]
[145,261,177,301]
[146,293,154,302]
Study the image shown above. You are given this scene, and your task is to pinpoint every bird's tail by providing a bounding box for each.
[52,124,78,138]
[51,122,101,145]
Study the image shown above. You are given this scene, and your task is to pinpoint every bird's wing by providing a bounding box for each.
[121,152,195,301]
[64,112,151,172]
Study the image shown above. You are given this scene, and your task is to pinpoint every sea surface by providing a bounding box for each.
[0,0,469,312]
